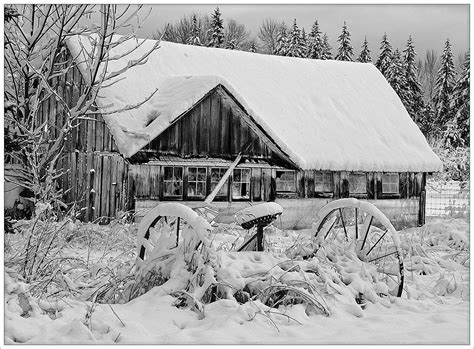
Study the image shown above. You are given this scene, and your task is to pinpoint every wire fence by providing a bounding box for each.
[425,180,470,219]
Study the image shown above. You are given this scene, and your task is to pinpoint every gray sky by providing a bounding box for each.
[133,4,469,60]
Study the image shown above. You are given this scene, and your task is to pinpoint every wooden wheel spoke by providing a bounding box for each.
[368,249,398,263]
[324,214,340,239]
[355,208,358,239]
[314,199,404,297]
[366,230,387,256]
[176,217,181,247]
[360,215,373,250]
[339,208,348,239]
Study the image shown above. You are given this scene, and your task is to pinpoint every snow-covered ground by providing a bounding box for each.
[4,214,469,345]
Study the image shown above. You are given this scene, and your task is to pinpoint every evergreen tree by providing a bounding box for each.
[286,19,305,58]
[403,35,425,124]
[376,33,393,77]
[187,14,202,46]
[225,39,236,50]
[300,27,308,56]
[386,49,411,108]
[357,36,372,63]
[448,52,470,146]
[207,7,224,48]
[307,20,323,59]
[320,33,333,60]
[273,23,288,56]
[249,42,257,53]
[433,38,456,127]
[335,21,354,61]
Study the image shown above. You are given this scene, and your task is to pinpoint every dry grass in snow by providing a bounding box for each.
[4,211,469,344]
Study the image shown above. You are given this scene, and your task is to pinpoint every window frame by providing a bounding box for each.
[232,167,251,201]
[314,171,334,194]
[210,167,229,200]
[382,173,400,195]
[163,166,184,199]
[276,170,296,193]
[349,172,367,195]
[187,166,207,199]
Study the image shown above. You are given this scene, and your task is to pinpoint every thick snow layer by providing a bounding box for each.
[3,217,469,344]
[66,36,442,172]
[235,202,283,225]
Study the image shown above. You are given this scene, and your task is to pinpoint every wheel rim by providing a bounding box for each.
[136,203,210,267]
[314,199,404,297]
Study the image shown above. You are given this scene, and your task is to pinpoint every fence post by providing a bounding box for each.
[418,190,426,226]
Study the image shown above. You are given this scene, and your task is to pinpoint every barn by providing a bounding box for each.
[51,35,442,229]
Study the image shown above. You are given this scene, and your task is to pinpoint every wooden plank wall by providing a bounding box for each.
[35,52,127,222]
[147,88,274,159]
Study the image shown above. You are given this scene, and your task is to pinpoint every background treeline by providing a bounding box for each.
[156,7,470,181]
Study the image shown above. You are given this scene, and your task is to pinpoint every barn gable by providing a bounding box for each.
[133,83,296,169]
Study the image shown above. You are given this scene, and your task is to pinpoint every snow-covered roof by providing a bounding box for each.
[66,35,442,172]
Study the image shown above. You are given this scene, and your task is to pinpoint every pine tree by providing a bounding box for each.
[300,28,308,57]
[335,21,354,61]
[307,20,323,59]
[357,36,372,63]
[449,52,470,146]
[187,14,202,46]
[249,42,257,53]
[285,19,305,58]
[225,39,236,50]
[208,7,224,48]
[376,33,393,77]
[433,38,456,128]
[386,49,412,108]
[403,36,425,124]
[273,23,288,56]
[320,33,332,60]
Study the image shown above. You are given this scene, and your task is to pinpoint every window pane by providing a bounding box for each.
[315,171,333,192]
[164,167,173,180]
[174,182,182,195]
[232,183,241,197]
[174,167,183,180]
[234,169,241,182]
[349,174,366,194]
[188,168,197,181]
[164,182,173,195]
[196,182,205,196]
[241,169,250,182]
[198,168,207,181]
[382,173,399,193]
[211,169,220,182]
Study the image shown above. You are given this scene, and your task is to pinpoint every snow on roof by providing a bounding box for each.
[66,35,442,172]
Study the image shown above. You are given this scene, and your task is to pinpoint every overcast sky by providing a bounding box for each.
[132,4,469,61]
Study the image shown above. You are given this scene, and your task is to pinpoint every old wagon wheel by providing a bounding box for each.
[313,198,404,297]
[136,203,211,267]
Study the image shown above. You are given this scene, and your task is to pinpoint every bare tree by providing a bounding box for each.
[154,13,210,45]
[258,18,281,54]
[224,18,250,50]
[420,49,440,104]
[4,4,159,211]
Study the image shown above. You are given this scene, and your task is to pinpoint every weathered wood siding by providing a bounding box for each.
[36,54,125,221]
[143,87,287,163]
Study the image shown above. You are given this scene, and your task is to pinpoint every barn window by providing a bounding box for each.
[276,170,296,192]
[349,173,367,194]
[210,167,229,197]
[315,172,333,192]
[163,166,183,197]
[187,167,207,198]
[382,173,399,194]
[232,168,250,199]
